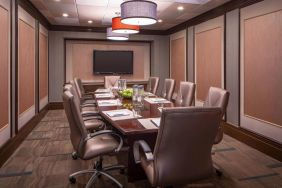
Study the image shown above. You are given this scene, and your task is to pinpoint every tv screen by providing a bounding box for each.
[93,50,133,74]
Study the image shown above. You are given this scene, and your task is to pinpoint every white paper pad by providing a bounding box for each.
[95,93,114,98]
[104,109,135,121]
[138,118,160,129]
[144,92,155,97]
[144,97,171,104]
[95,88,110,93]
[97,99,121,106]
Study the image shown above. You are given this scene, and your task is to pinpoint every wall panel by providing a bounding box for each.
[226,9,240,126]
[170,30,186,92]
[18,7,35,129]
[240,0,282,143]
[66,41,150,82]
[0,1,10,147]
[195,16,224,105]
[39,25,48,110]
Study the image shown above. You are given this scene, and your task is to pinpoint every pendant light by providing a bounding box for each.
[112,17,140,34]
[121,0,157,26]
[106,28,129,41]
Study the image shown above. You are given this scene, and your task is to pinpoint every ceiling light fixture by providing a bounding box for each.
[112,17,140,34]
[107,28,129,41]
[121,0,157,26]
[158,19,163,23]
[177,6,184,11]
[62,13,69,17]
[88,20,93,24]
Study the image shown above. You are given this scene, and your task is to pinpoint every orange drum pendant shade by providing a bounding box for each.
[112,17,140,34]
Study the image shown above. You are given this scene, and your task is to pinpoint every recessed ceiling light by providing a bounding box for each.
[62,13,69,17]
[88,20,93,24]
[177,6,184,11]
[158,19,163,23]
[53,0,61,2]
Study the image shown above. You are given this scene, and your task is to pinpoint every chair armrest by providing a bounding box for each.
[81,111,100,117]
[133,140,154,164]
[83,116,103,121]
[86,130,123,153]
[81,103,96,108]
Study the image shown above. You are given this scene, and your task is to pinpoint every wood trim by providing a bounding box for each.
[166,0,263,34]
[0,104,48,167]
[48,102,64,110]
[18,0,50,29]
[50,25,167,35]
[223,122,282,162]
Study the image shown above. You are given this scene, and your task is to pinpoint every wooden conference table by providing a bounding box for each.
[94,92,173,182]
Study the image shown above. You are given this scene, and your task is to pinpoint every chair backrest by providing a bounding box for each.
[152,107,222,186]
[146,77,159,94]
[175,81,196,107]
[161,79,175,101]
[203,87,230,117]
[63,84,72,92]
[104,76,121,89]
[62,91,88,156]
[74,77,85,99]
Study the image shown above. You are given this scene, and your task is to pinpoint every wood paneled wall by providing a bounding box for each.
[18,20,35,115]
[170,30,186,92]
[0,5,9,130]
[66,40,150,82]
[195,16,224,104]
[240,0,282,143]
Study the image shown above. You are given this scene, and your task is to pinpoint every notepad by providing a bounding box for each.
[137,118,160,129]
[97,99,121,106]
[95,93,113,98]
[103,109,135,121]
[95,88,110,93]
[150,118,161,127]
[144,97,170,104]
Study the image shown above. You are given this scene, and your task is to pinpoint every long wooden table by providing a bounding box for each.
[95,95,173,182]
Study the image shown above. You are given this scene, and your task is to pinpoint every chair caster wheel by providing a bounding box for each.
[72,152,78,160]
[216,169,223,177]
[69,176,76,184]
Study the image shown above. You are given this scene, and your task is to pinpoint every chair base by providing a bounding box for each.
[69,162,126,188]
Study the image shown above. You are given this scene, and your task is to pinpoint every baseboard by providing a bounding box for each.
[48,102,64,110]
[0,105,48,167]
[223,122,282,162]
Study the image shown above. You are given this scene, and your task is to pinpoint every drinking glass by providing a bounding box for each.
[132,107,142,118]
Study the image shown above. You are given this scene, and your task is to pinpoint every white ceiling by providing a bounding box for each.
[30,0,231,30]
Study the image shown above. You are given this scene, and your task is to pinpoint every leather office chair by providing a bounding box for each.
[134,107,222,187]
[63,84,104,131]
[175,81,196,107]
[63,91,125,188]
[146,77,159,95]
[203,87,230,144]
[73,77,96,105]
[104,76,120,89]
[161,78,175,101]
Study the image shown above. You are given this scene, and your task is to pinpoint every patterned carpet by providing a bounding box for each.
[0,110,281,188]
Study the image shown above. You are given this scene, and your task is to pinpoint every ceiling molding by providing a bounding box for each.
[50,25,168,35]
[22,0,263,36]
[18,0,51,29]
[166,0,263,34]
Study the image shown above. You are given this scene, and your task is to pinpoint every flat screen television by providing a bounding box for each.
[93,50,133,74]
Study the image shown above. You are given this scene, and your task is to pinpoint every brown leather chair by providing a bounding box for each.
[104,76,120,89]
[146,77,159,95]
[63,84,104,131]
[73,78,96,105]
[175,81,196,107]
[203,87,230,144]
[134,107,222,187]
[161,78,175,101]
[62,90,125,188]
